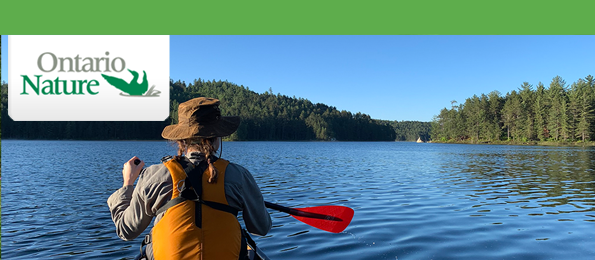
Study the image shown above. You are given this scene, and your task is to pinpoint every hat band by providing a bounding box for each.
[180,114,221,126]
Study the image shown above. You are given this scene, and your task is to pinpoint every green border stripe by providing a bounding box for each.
[1,0,594,34]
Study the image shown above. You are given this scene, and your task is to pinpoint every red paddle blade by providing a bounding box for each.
[291,205,354,233]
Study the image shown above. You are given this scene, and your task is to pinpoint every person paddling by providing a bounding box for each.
[107,97,272,260]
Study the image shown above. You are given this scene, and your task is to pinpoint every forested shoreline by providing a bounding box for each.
[431,75,595,144]
[0,80,430,141]
[4,73,592,145]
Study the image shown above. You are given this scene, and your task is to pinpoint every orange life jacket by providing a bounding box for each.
[151,157,242,260]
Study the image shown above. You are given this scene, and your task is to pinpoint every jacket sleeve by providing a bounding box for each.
[237,166,272,236]
[107,168,159,241]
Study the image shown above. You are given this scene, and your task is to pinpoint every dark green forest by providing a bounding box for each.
[1,79,430,141]
[432,75,595,143]
[386,120,431,142]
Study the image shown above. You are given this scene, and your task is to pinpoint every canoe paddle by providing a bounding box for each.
[264,201,354,233]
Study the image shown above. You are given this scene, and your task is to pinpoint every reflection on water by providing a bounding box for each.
[1,141,595,259]
[455,146,595,218]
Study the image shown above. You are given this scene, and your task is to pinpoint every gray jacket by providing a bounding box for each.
[107,156,272,256]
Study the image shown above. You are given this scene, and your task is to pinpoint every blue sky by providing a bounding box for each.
[3,35,594,122]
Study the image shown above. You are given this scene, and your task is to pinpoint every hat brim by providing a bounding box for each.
[161,116,240,140]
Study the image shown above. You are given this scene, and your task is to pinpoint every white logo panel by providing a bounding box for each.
[8,35,169,121]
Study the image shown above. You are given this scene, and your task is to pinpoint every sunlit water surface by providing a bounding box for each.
[2,141,595,259]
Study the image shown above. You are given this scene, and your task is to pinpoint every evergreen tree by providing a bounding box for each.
[533,83,549,141]
[547,76,567,141]
[486,91,503,141]
[575,78,594,141]
[502,91,522,140]
[518,82,535,141]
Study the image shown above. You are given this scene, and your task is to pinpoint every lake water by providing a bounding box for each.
[2,140,595,259]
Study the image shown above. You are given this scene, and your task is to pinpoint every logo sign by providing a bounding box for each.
[8,35,169,121]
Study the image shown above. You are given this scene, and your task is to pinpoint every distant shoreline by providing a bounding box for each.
[431,140,595,147]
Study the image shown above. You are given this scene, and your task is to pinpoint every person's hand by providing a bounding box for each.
[122,156,145,186]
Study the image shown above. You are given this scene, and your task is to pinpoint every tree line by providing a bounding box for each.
[431,75,595,143]
[1,79,430,141]
[384,120,431,142]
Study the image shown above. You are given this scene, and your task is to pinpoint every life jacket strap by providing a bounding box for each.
[156,156,238,218]
[156,196,238,217]
[202,200,238,216]
[135,234,151,260]
[156,197,187,216]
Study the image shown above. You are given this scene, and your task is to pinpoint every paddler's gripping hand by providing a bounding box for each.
[122,156,145,187]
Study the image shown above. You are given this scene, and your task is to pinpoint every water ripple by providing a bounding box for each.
[2,141,595,259]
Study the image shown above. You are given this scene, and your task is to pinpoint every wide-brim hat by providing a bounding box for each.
[161,97,240,140]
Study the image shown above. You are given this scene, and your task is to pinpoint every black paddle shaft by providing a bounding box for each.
[264,201,342,221]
